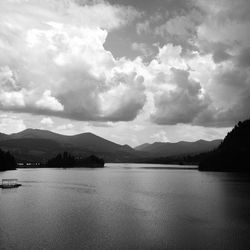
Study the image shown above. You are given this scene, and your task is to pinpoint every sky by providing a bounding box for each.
[0,0,250,146]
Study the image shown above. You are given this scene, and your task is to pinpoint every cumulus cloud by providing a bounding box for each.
[136,13,162,35]
[57,123,74,130]
[36,90,64,111]
[52,122,76,135]
[40,117,54,126]
[0,66,25,108]
[0,0,145,122]
[131,0,250,127]
[0,0,250,129]
[155,10,202,50]
[151,130,169,142]
[131,42,154,58]
[151,68,210,125]
[0,115,26,133]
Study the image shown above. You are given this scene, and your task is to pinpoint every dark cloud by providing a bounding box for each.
[151,68,210,125]
[108,0,192,13]
[236,47,250,68]
[194,68,250,127]
[210,43,232,64]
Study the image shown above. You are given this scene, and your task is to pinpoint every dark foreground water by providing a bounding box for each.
[0,164,250,250]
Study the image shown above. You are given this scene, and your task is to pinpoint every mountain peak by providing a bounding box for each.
[11,128,58,137]
[14,128,52,134]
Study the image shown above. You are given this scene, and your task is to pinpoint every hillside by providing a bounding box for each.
[0,133,8,140]
[199,119,250,171]
[0,128,224,164]
[7,129,133,153]
[135,140,222,157]
[0,129,138,162]
[135,143,151,151]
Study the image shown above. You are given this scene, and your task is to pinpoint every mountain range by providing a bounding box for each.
[134,140,221,157]
[0,129,221,163]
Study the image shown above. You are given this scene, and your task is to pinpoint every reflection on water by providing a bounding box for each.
[0,164,250,249]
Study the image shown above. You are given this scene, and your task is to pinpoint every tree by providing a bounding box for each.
[0,148,17,171]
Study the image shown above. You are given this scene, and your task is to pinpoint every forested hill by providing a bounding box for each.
[199,119,250,171]
[0,148,17,171]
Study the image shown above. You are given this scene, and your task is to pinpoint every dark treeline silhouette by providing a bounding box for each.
[136,152,209,166]
[199,119,250,171]
[47,152,76,168]
[0,148,17,171]
[46,152,105,168]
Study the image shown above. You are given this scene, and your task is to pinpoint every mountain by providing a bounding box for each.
[0,138,65,162]
[7,129,131,153]
[199,119,250,171]
[0,132,8,141]
[0,128,223,164]
[134,143,151,151]
[0,129,138,162]
[135,139,222,157]
[9,129,66,141]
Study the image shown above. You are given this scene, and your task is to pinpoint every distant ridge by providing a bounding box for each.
[134,143,151,151]
[134,139,222,157]
[0,128,222,163]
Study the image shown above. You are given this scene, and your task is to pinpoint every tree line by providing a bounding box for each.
[0,148,17,171]
[46,152,105,168]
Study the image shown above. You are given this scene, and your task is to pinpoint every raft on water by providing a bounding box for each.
[0,179,22,189]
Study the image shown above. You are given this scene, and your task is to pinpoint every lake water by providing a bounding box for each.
[0,164,250,249]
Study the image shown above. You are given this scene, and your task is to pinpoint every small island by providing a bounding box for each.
[46,152,105,168]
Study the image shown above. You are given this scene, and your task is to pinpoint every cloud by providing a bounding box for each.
[0,0,250,129]
[151,130,169,142]
[236,47,250,68]
[73,0,141,30]
[136,20,151,35]
[194,66,250,127]
[140,0,250,127]
[40,117,54,126]
[0,115,26,134]
[0,0,145,122]
[57,123,74,130]
[151,68,210,125]
[208,43,232,64]
[36,90,64,111]
[131,42,153,57]
[132,124,145,131]
[0,66,25,108]
[136,12,162,34]
[155,10,202,47]
[148,43,250,127]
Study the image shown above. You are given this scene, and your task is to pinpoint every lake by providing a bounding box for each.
[0,164,250,249]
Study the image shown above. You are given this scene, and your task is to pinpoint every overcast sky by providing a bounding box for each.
[0,0,250,146]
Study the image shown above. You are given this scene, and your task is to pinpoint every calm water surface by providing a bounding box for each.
[0,164,250,249]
